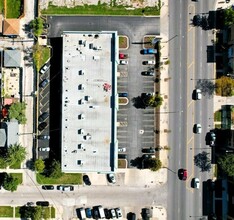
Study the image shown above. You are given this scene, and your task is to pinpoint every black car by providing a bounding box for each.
[118,92,128,97]
[193,15,201,26]
[38,112,49,122]
[37,135,50,140]
[92,208,99,219]
[42,185,54,190]
[39,79,50,88]
[104,208,111,219]
[142,147,155,153]
[38,122,47,131]
[36,201,49,206]
[83,175,91,186]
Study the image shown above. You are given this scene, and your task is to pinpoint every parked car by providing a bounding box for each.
[92,209,99,219]
[118,154,127,159]
[178,168,187,181]
[38,147,50,152]
[104,208,111,219]
[38,135,50,140]
[141,71,155,76]
[115,208,123,218]
[119,53,128,59]
[77,208,86,220]
[193,15,201,26]
[42,185,54,190]
[110,209,116,219]
[36,201,49,206]
[118,148,126,153]
[85,208,92,218]
[142,147,155,153]
[38,112,49,122]
[142,154,156,159]
[57,185,74,191]
[118,92,128,97]
[193,124,202,134]
[143,60,155,65]
[192,178,200,189]
[119,60,128,65]
[83,175,91,186]
[127,212,136,220]
[39,79,50,88]
[40,63,50,74]
[209,132,216,146]
[107,173,116,184]
[43,23,50,29]
[141,49,157,54]
[193,89,202,100]
[38,122,47,131]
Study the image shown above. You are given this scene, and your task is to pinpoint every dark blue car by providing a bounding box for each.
[85,208,92,218]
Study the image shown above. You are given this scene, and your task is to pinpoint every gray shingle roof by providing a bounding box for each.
[4,49,21,67]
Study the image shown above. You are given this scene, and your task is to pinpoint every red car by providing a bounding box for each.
[178,169,187,180]
[119,53,128,59]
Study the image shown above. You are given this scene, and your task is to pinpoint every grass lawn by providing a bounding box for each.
[0,206,13,217]
[33,44,51,72]
[0,0,4,13]
[214,110,221,122]
[119,36,128,49]
[6,0,22,18]
[15,207,20,218]
[9,160,21,169]
[51,207,56,218]
[36,173,82,184]
[10,173,23,184]
[42,3,161,16]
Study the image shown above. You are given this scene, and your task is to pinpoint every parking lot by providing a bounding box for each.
[46,16,160,166]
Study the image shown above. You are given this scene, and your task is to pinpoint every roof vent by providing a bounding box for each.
[78,129,84,134]
[78,114,85,120]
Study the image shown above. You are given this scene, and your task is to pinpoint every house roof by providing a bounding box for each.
[4,49,21,67]
[3,120,19,147]
[3,19,20,35]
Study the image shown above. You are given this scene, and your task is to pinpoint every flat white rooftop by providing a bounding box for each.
[61,31,118,173]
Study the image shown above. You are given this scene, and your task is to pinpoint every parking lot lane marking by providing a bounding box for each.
[187,100,193,108]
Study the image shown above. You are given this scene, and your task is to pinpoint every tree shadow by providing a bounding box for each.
[132,96,147,109]
[130,157,143,169]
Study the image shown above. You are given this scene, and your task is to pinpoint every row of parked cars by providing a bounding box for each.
[77,206,123,220]
[42,185,74,191]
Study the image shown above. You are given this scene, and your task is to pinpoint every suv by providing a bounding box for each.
[192,178,200,189]
[143,60,155,65]
[142,147,155,153]
[36,201,49,206]
[115,208,123,218]
[38,112,49,122]
[119,60,128,65]
[193,124,202,134]
[141,49,157,54]
[38,135,50,140]
[40,63,50,74]
[107,173,116,184]
[38,147,50,152]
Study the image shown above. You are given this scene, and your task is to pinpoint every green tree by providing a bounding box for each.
[215,76,234,96]
[29,18,43,37]
[218,154,234,177]
[7,144,27,167]
[145,158,162,171]
[8,102,27,124]
[145,94,163,108]
[34,159,45,173]
[0,157,8,169]
[19,206,42,220]
[224,7,234,26]
[3,173,19,192]
[47,160,62,178]
[32,206,42,220]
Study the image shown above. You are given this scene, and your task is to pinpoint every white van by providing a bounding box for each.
[97,206,105,219]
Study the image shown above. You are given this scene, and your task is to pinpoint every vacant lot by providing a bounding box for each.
[37,173,82,184]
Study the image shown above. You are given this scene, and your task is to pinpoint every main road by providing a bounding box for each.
[168,0,216,219]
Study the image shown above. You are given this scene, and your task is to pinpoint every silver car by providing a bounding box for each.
[193,178,200,189]
[194,124,202,134]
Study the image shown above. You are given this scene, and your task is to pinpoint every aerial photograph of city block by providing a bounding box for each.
[0,0,234,219]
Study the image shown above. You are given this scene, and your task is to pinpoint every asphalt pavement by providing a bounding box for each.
[167,0,216,219]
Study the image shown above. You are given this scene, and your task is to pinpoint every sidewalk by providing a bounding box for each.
[157,0,169,168]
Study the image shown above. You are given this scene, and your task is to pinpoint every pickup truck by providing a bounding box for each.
[141,49,157,55]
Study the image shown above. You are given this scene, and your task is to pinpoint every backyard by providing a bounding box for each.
[33,44,51,72]
[6,0,22,18]
[0,0,3,13]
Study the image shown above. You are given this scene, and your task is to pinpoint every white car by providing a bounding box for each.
[119,60,128,65]
[107,173,116,184]
[118,148,126,153]
[115,208,123,218]
[194,124,202,134]
[193,178,200,189]
[195,89,202,100]
[40,64,50,74]
[143,60,155,65]
[38,147,50,152]
[110,209,116,219]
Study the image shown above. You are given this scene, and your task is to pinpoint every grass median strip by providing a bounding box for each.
[42,3,161,16]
